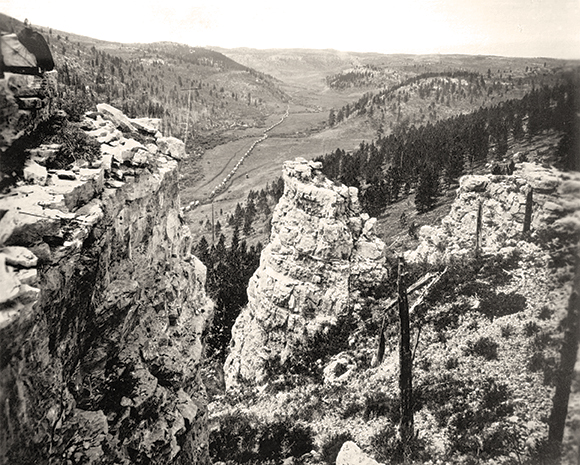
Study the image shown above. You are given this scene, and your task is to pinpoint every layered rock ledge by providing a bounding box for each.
[0,105,213,464]
[224,158,387,388]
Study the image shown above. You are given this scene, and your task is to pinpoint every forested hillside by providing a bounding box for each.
[328,65,573,132]
[0,14,288,153]
[318,77,578,216]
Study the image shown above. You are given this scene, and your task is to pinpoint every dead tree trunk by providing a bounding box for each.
[548,244,580,450]
[475,201,483,258]
[523,187,533,234]
[398,257,413,442]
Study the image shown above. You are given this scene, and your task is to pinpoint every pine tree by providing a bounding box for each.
[233,203,244,228]
[328,109,336,127]
[444,143,464,185]
[415,165,440,213]
[195,236,211,264]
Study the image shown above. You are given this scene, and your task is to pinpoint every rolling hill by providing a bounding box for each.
[0,13,290,154]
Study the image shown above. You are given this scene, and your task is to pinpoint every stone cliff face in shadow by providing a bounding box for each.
[224,158,387,388]
[0,93,213,464]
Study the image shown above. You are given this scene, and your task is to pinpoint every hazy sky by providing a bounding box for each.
[1,0,579,59]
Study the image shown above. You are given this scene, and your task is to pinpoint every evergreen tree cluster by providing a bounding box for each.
[194,230,262,362]
[224,177,284,236]
[325,64,384,89]
[317,79,578,215]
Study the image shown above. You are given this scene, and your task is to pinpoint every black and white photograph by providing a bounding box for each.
[0,1,578,464]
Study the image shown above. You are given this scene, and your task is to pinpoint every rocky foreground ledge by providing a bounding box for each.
[0,104,213,464]
[224,157,388,388]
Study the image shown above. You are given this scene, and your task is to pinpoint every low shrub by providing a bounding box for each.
[209,413,315,464]
[445,357,459,369]
[446,378,515,457]
[527,351,558,386]
[283,311,356,381]
[257,419,314,461]
[464,336,499,361]
[537,305,554,320]
[478,291,527,320]
[362,391,401,422]
[500,324,514,338]
[430,302,468,335]
[524,321,540,337]
[530,331,552,351]
[414,373,472,427]
[56,93,93,122]
[369,424,430,464]
[209,411,257,464]
[44,120,101,169]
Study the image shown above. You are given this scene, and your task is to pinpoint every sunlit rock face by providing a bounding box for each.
[405,163,580,265]
[0,103,213,465]
[224,157,387,388]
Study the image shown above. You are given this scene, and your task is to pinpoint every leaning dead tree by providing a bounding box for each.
[397,257,414,443]
[373,268,447,366]
[371,258,448,444]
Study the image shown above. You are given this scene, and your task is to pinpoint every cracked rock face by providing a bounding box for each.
[0,103,213,465]
[224,158,387,388]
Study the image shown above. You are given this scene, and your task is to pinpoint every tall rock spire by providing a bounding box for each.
[224,158,387,388]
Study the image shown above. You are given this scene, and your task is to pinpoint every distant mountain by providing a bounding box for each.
[209,47,577,90]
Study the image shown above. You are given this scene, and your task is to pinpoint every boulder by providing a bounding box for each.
[2,246,38,268]
[0,210,18,246]
[323,352,357,384]
[96,103,136,132]
[131,149,150,167]
[23,160,47,185]
[157,137,186,161]
[0,254,20,304]
[131,117,160,134]
[55,170,77,180]
[460,175,489,192]
[336,441,384,465]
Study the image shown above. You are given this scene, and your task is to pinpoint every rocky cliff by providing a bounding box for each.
[0,70,58,190]
[0,100,213,464]
[405,162,580,264]
[224,158,387,388]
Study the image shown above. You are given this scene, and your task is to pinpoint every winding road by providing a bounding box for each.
[183,105,289,212]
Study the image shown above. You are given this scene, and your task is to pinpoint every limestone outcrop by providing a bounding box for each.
[0,104,213,464]
[405,162,580,264]
[224,158,387,388]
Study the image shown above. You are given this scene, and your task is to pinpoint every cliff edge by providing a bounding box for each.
[0,100,213,464]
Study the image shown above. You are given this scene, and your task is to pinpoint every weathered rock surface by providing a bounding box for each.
[131,117,161,135]
[0,71,57,186]
[224,158,387,387]
[323,352,357,385]
[405,163,580,264]
[336,441,384,465]
[158,136,187,161]
[96,102,136,132]
[0,105,213,464]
